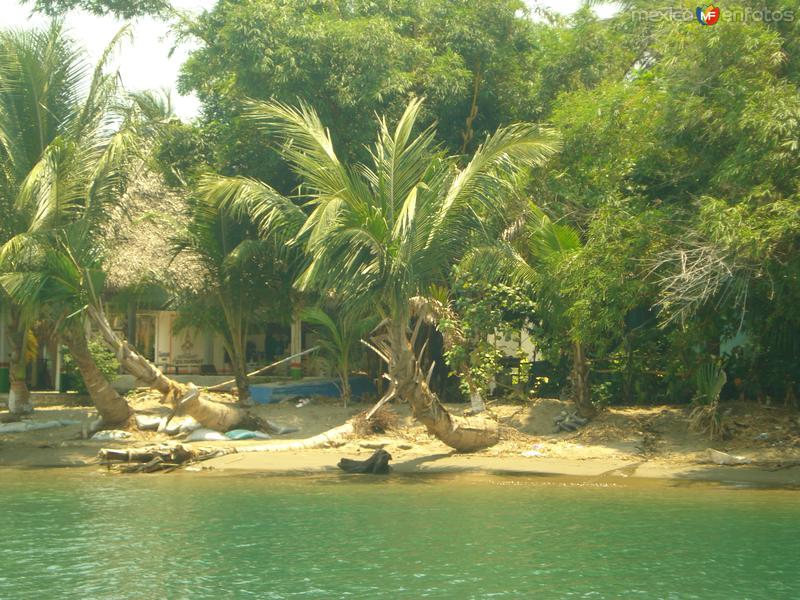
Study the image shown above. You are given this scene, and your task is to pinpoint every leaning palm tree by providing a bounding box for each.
[2,230,134,426]
[0,22,129,415]
[203,98,560,451]
[0,22,143,422]
[0,24,288,433]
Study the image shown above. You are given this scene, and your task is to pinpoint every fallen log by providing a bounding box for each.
[338,449,392,474]
[100,444,196,465]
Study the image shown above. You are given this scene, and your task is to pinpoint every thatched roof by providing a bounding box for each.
[103,169,206,296]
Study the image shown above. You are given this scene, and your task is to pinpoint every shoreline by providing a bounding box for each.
[2,397,799,488]
[2,445,799,488]
[167,451,800,488]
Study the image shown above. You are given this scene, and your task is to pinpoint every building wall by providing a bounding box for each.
[152,311,225,374]
[488,326,537,361]
[146,310,304,376]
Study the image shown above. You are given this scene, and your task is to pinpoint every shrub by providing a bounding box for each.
[62,339,120,396]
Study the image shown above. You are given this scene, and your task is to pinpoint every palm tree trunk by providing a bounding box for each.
[87,305,249,432]
[339,360,351,408]
[234,362,252,407]
[571,340,596,418]
[469,389,486,414]
[389,321,498,452]
[410,298,487,414]
[62,325,133,427]
[220,297,252,407]
[7,313,32,416]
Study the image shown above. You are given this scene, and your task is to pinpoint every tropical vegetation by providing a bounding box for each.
[2,0,799,446]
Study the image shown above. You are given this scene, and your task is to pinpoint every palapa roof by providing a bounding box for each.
[103,168,206,297]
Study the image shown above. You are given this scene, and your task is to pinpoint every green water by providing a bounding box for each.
[0,471,798,599]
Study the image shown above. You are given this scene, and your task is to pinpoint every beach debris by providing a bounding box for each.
[100,422,356,473]
[753,432,770,441]
[224,429,271,440]
[91,430,132,441]
[707,448,751,465]
[555,412,588,432]
[164,417,202,436]
[0,419,80,434]
[338,449,392,474]
[185,428,228,442]
[360,439,390,449]
[135,415,164,431]
[263,419,300,435]
[351,405,400,436]
[100,444,195,473]
[295,397,312,408]
[134,414,205,435]
[522,443,545,458]
[134,414,206,436]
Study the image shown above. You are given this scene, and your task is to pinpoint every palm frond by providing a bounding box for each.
[527,204,582,258]
[244,99,366,202]
[197,174,306,244]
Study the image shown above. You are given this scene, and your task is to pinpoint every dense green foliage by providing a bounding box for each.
[4,0,800,419]
[20,0,168,18]
[173,0,562,188]
[532,2,800,406]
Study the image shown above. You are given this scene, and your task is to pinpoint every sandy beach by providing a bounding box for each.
[2,393,799,487]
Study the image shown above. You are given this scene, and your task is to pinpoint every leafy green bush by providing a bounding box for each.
[61,340,120,395]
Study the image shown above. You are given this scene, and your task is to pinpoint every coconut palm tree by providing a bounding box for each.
[0,22,142,422]
[0,24,283,433]
[301,305,377,407]
[171,192,293,406]
[203,98,560,451]
[3,230,134,426]
[0,22,130,415]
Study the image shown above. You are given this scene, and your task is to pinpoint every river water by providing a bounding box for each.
[0,470,798,599]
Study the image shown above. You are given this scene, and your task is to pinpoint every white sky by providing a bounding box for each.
[3,0,618,120]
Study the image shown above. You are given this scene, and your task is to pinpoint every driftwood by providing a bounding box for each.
[99,394,401,473]
[99,422,356,472]
[338,449,392,474]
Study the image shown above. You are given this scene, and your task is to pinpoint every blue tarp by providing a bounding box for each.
[250,376,375,404]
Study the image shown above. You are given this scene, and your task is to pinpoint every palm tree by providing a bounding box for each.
[301,305,376,407]
[0,22,141,422]
[3,231,134,426]
[0,23,278,432]
[0,22,126,415]
[204,98,560,450]
[171,192,293,406]
[464,204,596,417]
